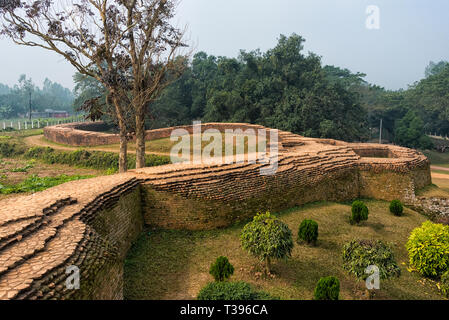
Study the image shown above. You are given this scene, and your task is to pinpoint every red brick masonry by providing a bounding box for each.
[1,123,431,300]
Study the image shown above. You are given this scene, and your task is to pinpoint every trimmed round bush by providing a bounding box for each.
[241,212,293,274]
[406,221,449,277]
[350,201,369,224]
[389,199,404,216]
[209,256,234,282]
[313,276,340,300]
[297,219,318,245]
[342,240,401,280]
[441,271,449,298]
[197,281,278,300]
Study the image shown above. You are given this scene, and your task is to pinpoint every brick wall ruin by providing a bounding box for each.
[1,123,432,300]
[43,121,272,147]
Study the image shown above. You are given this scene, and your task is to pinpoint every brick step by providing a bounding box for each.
[0,202,82,279]
[0,198,77,253]
[0,219,86,300]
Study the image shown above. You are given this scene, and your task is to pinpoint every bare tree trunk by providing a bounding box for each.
[135,111,146,169]
[119,121,128,173]
[265,257,271,275]
[113,94,128,173]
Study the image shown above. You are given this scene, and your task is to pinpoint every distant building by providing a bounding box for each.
[29,109,70,119]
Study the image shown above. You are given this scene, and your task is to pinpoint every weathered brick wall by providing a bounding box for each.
[44,122,270,147]
[72,187,143,300]
[44,122,121,146]
[0,175,144,300]
[1,123,433,300]
[141,168,360,230]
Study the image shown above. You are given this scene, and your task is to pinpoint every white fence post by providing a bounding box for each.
[2,122,5,130]
[18,122,21,130]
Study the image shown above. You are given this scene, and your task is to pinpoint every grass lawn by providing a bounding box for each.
[422,150,449,166]
[124,200,444,300]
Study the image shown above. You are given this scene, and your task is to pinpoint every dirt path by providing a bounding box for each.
[431,165,449,172]
[432,172,449,180]
[24,135,172,157]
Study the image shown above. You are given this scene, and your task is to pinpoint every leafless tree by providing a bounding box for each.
[0,0,188,172]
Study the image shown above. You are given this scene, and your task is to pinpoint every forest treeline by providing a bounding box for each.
[2,34,448,150]
[138,34,449,149]
[0,75,73,119]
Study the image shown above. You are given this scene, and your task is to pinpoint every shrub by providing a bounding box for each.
[241,212,293,274]
[441,271,449,298]
[342,240,401,280]
[209,256,234,282]
[389,200,404,216]
[313,276,340,300]
[23,146,170,170]
[197,281,278,300]
[350,200,369,224]
[0,140,171,171]
[406,221,449,277]
[0,141,26,158]
[297,219,318,245]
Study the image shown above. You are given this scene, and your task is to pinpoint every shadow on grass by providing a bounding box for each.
[124,229,197,300]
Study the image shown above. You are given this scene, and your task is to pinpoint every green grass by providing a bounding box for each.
[124,200,444,300]
[0,139,171,171]
[432,169,449,175]
[9,162,34,173]
[422,150,449,166]
[0,174,93,194]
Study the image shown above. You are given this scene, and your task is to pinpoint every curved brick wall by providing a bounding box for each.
[43,121,275,147]
[1,123,431,300]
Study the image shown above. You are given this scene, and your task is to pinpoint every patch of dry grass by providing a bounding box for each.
[124,200,444,300]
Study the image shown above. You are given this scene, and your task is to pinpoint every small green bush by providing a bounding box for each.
[441,271,449,298]
[1,140,171,171]
[23,146,170,170]
[197,281,278,300]
[342,239,401,280]
[209,256,234,282]
[241,212,294,274]
[313,276,340,300]
[406,221,449,277]
[297,219,318,245]
[389,199,404,216]
[0,141,26,158]
[350,200,369,224]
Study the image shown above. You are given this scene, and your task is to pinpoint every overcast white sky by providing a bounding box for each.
[0,0,448,91]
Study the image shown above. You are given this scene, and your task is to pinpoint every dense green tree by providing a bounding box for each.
[394,110,433,149]
[0,75,74,119]
[67,34,449,150]
[241,212,293,274]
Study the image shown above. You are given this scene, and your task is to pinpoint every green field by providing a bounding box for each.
[124,200,444,300]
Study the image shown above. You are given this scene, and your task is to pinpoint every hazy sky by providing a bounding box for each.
[0,0,448,91]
